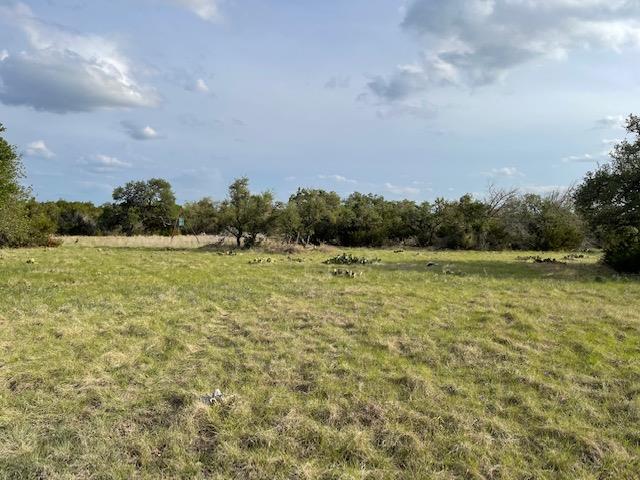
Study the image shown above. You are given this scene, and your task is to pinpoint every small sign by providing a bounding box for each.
[178,217,185,227]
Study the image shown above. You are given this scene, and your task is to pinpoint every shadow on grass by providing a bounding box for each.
[75,244,638,283]
[373,258,633,283]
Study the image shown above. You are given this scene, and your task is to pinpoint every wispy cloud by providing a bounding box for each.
[384,182,420,196]
[594,115,625,130]
[79,154,132,173]
[187,78,211,94]
[121,121,164,141]
[483,167,524,178]
[562,150,610,163]
[25,140,55,158]
[522,185,567,195]
[318,174,357,184]
[163,0,222,22]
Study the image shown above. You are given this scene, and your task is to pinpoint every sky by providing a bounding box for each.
[0,0,639,204]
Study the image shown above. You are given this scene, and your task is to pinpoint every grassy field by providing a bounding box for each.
[0,243,639,479]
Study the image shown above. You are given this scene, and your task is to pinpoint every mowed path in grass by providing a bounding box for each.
[0,246,639,479]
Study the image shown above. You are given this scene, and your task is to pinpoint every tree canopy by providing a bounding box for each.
[575,115,640,272]
[0,123,31,246]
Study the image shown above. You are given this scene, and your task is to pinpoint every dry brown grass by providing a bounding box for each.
[56,235,233,249]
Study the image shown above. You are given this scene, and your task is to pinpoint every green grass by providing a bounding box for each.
[0,245,639,479]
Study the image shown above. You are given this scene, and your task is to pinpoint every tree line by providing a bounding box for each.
[1,117,640,272]
[15,178,586,252]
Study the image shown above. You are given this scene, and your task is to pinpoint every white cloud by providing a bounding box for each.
[594,115,625,129]
[368,61,450,103]
[121,121,163,140]
[384,182,420,196]
[318,174,357,184]
[165,67,214,94]
[562,150,610,163]
[0,49,7,62]
[370,1,640,103]
[79,154,132,173]
[165,0,222,21]
[484,167,524,178]
[522,185,568,195]
[562,153,597,163]
[186,77,210,94]
[0,3,158,113]
[25,140,55,158]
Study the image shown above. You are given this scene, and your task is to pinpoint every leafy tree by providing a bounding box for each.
[489,192,583,251]
[337,193,391,247]
[57,201,101,236]
[277,201,302,243]
[286,189,341,244]
[432,195,490,249]
[35,200,102,236]
[243,192,277,247]
[183,198,220,234]
[97,203,125,235]
[531,192,584,251]
[102,178,178,235]
[413,202,436,247]
[375,200,417,244]
[0,123,30,246]
[219,177,276,247]
[219,177,251,247]
[0,124,57,246]
[575,114,640,271]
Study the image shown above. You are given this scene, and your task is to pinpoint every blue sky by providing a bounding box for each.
[0,0,639,204]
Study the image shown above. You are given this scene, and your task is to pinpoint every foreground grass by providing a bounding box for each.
[0,245,639,479]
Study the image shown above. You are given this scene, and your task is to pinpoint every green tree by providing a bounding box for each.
[414,201,436,247]
[243,191,277,247]
[103,178,178,235]
[490,192,583,251]
[277,201,302,243]
[337,193,387,246]
[431,195,490,249]
[0,123,30,246]
[575,114,640,271]
[219,177,275,247]
[183,198,221,235]
[286,189,341,244]
[56,201,102,236]
[35,200,102,236]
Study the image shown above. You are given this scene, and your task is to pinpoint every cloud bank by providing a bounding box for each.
[370,1,640,104]
[0,3,158,113]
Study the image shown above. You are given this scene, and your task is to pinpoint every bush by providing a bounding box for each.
[323,253,381,265]
[575,114,640,272]
[602,227,640,273]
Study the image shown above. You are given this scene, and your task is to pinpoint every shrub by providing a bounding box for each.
[601,227,640,273]
[323,253,381,265]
